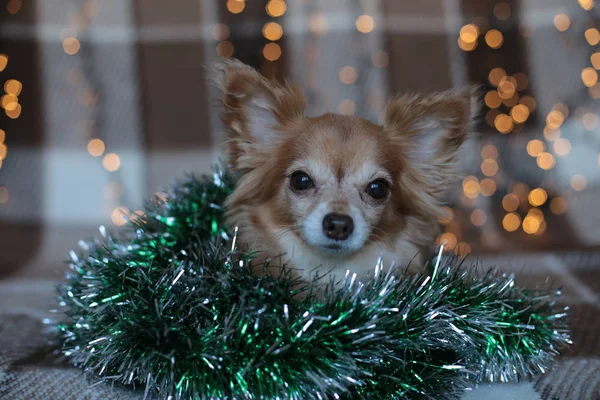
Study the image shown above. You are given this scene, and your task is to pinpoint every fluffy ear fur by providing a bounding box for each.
[385,87,480,211]
[211,58,306,172]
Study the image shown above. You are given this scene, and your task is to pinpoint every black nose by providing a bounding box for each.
[322,213,354,241]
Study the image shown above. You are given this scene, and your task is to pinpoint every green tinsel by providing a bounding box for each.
[55,167,571,400]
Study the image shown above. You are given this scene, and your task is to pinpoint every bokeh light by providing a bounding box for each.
[550,197,568,214]
[582,112,599,130]
[585,28,600,45]
[480,178,497,196]
[494,113,513,133]
[481,159,499,176]
[493,3,511,20]
[528,188,548,206]
[339,66,358,84]
[471,209,487,226]
[266,0,286,17]
[0,54,7,72]
[554,14,571,31]
[502,194,520,212]
[216,41,234,58]
[579,0,595,10]
[436,232,458,250]
[111,207,129,226]
[510,104,529,123]
[338,99,356,115]
[502,212,521,232]
[537,152,556,170]
[581,67,599,87]
[226,0,245,14]
[4,80,22,96]
[63,37,81,55]
[263,22,283,41]
[481,144,499,159]
[488,67,506,86]
[356,15,375,33]
[485,91,502,109]
[459,24,479,43]
[485,29,503,49]
[103,153,121,172]
[263,43,281,61]
[87,139,105,157]
[0,187,8,204]
[570,175,587,191]
[526,139,545,157]
[553,138,571,156]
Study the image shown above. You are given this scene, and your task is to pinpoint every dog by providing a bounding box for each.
[213,58,477,284]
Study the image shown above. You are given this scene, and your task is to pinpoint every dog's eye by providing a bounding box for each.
[366,179,389,199]
[290,171,314,191]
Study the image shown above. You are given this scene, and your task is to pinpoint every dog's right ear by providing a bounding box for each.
[211,58,306,172]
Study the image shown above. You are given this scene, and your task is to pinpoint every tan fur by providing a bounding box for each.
[213,58,478,284]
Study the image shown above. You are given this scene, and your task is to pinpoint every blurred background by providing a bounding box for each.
[1,0,600,280]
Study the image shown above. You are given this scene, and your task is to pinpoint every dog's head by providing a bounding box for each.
[214,59,477,258]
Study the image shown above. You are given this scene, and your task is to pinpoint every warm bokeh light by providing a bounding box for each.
[543,126,561,141]
[502,93,520,108]
[585,28,600,45]
[570,175,588,191]
[459,24,479,43]
[522,215,541,234]
[0,129,5,144]
[519,95,537,112]
[494,113,513,133]
[528,188,548,206]
[553,138,571,156]
[592,53,600,69]
[4,79,22,96]
[103,153,121,172]
[458,37,478,51]
[550,197,568,214]
[502,213,521,232]
[0,143,6,159]
[371,50,389,68]
[356,14,375,33]
[309,13,329,34]
[488,67,506,86]
[480,178,497,196]
[436,232,458,250]
[0,54,7,72]
[590,83,600,99]
[481,159,499,176]
[111,207,129,226]
[494,2,511,20]
[514,72,528,90]
[485,29,503,49]
[212,24,230,41]
[481,144,498,160]
[338,99,356,115]
[266,0,286,17]
[485,91,502,109]
[502,194,520,212]
[7,0,21,14]
[5,103,21,119]
[63,37,81,55]
[87,139,105,157]
[582,112,599,130]
[526,139,545,157]
[1,94,18,110]
[263,43,281,61]
[537,152,556,170]
[216,41,234,58]
[498,77,516,99]
[263,22,283,41]
[510,104,529,123]
[339,66,358,84]
[438,206,454,225]
[554,14,571,31]
[463,176,481,199]
[579,0,595,10]
[455,242,472,256]
[470,209,487,227]
[0,187,8,204]
[226,0,245,14]
[582,67,599,87]
[546,110,565,129]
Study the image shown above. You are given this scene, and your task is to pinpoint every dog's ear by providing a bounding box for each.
[385,87,480,205]
[212,58,306,172]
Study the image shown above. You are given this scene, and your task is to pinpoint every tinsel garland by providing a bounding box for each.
[55,167,571,400]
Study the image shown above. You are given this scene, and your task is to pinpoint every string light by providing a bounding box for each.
[528,188,548,207]
[458,37,478,51]
[485,29,503,49]
[436,232,457,250]
[111,206,129,226]
[553,14,571,32]
[502,194,520,212]
[481,159,499,176]
[5,103,21,119]
[0,54,7,72]
[226,0,245,14]
[103,153,121,172]
[339,66,358,84]
[526,139,545,157]
[480,178,497,196]
[266,0,286,17]
[63,37,81,55]
[4,79,22,96]
[591,52,600,69]
[462,176,480,199]
[216,41,234,58]
[494,113,513,133]
[578,0,594,10]
[262,22,283,41]
[0,129,5,143]
[502,212,521,232]
[570,175,587,191]
[263,43,281,61]
[488,67,506,86]
[582,112,599,130]
[510,104,529,123]
[480,144,498,159]
[581,67,598,87]
[87,139,106,157]
[470,209,487,226]
[0,143,6,159]
[459,24,479,43]
[514,73,529,90]
[519,95,537,112]
[338,99,356,115]
[546,110,565,129]
[543,126,561,141]
[485,91,502,109]
[550,197,568,214]
[585,28,600,45]
[553,138,571,156]
[212,24,230,41]
[356,15,375,33]
[537,152,556,170]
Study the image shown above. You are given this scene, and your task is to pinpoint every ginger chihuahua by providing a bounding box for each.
[214,59,477,284]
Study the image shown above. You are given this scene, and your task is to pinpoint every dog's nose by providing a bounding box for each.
[322,213,354,241]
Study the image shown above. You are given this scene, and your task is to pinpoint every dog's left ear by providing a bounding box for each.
[384,87,479,203]
[212,58,306,172]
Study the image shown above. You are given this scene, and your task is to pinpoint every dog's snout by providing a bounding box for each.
[322,213,354,240]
